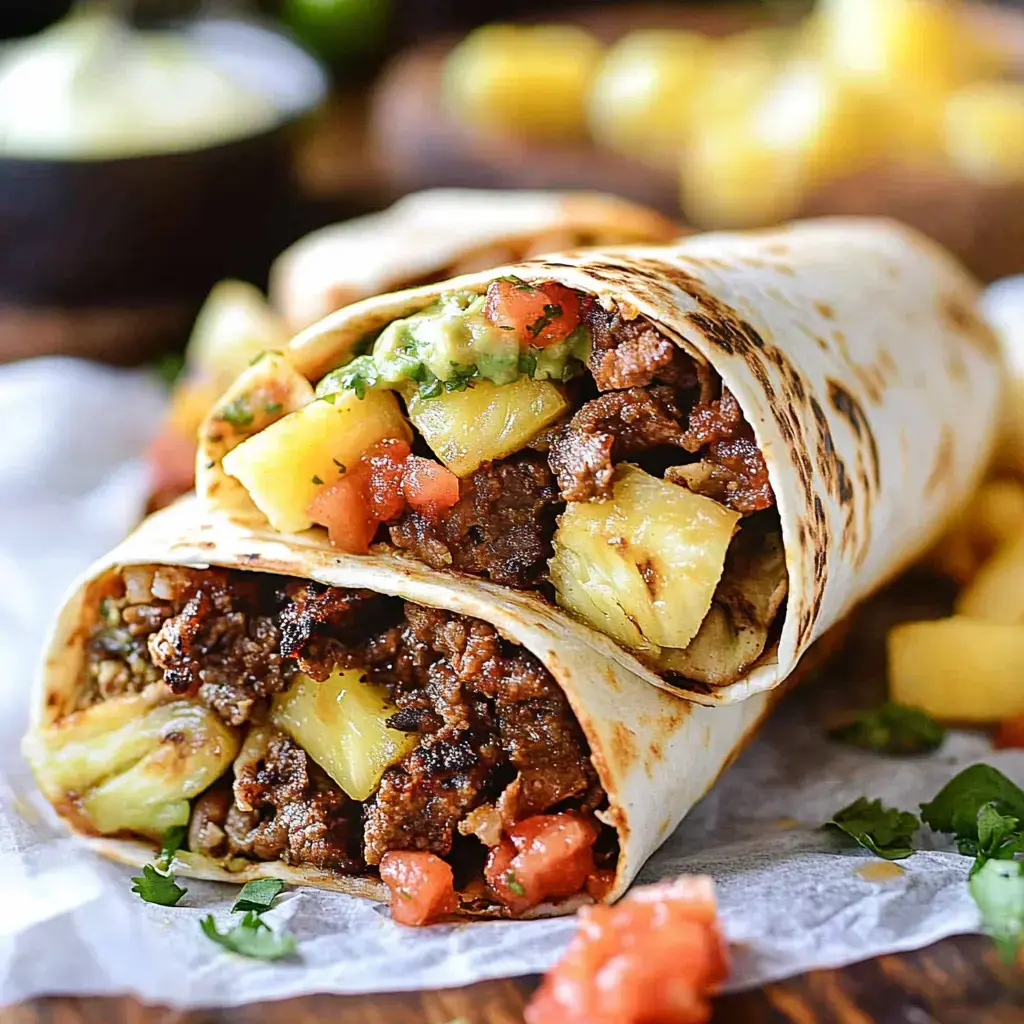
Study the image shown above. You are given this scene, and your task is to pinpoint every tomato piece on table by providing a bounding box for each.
[525,876,728,1024]
[403,456,460,513]
[484,280,581,347]
[994,714,1024,749]
[307,469,379,554]
[379,850,459,926]
[485,812,598,913]
[365,437,412,521]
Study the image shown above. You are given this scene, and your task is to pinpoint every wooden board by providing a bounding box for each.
[4,935,1021,1023]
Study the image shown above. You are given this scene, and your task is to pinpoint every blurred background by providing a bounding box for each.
[4,0,1024,373]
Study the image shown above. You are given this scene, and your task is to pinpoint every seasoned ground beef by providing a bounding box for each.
[81,566,604,875]
[388,452,561,588]
[681,389,775,513]
[548,385,690,502]
[581,297,699,391]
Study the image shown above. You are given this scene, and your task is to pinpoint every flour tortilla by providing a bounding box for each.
[201,218,1002,704]
[28,497,784,917]
[268,189,680,332]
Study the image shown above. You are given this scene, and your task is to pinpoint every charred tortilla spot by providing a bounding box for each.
[926,426,956,495]
[827,379,880,490]
[942,294,1000,358]
[638,558,660,598]
[836,457,854,505]
[815,302,836,320]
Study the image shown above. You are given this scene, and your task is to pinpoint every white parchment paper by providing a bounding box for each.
[0,355,1020,1009]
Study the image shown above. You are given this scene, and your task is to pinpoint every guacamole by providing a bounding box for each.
[315,290,591,402]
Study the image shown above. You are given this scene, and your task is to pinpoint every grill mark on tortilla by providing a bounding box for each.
[926,425,956,496]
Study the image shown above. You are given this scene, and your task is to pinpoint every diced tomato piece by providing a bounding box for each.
[379,850,459,926]
[485,812,598,914]
[525,876,728,1024]
[994,715,1024,749]
[483,280,581,347]
[365,438,412,521]
[307,470,378,554]
[403,456,460,513]
[145,425,197,507]
[585,868,616,901]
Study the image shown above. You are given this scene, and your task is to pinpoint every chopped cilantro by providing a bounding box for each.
[829,702,946,755]
[970,858,1024,962]
[528,303,563,339]
[497,275,534,292]
[200,911,296,961]
[216,396,254,429]
[964,803,1024,870]
[311,475,324,486]
[518,353,538,378]
[316,356,379,401]
[263,401,283,415]
[444,366,478,393]
[505,871,526,897]
[153,351,186,388]
[232,878,286,915]
[920,764,1024,842]
[827,797,919,860]
[157,826,187,871]
[417,376,445,400]
[131,864,187,907]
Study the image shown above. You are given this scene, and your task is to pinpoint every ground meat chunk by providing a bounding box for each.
[548,385,689,501]
[681,389,774,513]
[582,298,698,391]
[388,453,560,587]
[147,572,292,726]
[226,728,362,871]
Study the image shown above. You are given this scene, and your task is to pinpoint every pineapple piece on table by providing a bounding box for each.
[221,389,412,534]
[405,376,568,477]
[888,618,1024,722]
[271,667,417,801]
[956,533,1024,624]
[549,465,740,652]
[24,696,240,840]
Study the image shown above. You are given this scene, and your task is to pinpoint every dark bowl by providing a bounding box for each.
[0,18,328,364]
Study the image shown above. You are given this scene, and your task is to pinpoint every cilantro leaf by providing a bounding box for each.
[131,864,187,907]
[518,353,538,378]
[528,303,563,339]
[200,911,297,961]
[232,878,286,915]
[417,375,444,400]
[497,275,533,292]
[153,352,186,388]
[157,826,187,871]
[829,702,946,755]
[969,858,1024,963]
[920,764,1024,841]
[962,803,1024,870]
[827,797,919,860]
[216,396,254,429]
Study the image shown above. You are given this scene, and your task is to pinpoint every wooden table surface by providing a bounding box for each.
[3,934,1021,1023]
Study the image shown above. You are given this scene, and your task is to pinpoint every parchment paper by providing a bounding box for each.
[0,356,1019,1009]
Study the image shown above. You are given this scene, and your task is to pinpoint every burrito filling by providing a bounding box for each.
[216,278,787,690]
[27,564,614,919]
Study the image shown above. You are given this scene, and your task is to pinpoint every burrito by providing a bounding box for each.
[196,218,1002,705]
[147,190,679,509]
[24,498,789,919]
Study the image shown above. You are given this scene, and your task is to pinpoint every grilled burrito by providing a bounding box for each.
[196,218,1002,705]
[24,498,786,919]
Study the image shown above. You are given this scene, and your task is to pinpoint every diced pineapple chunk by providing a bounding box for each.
[405,377,568,477]
[888,618,1024,722]
[271,667,417,801]
[186,279,290,389]
[549,465,740,651]
[945,82,1024,187]
[24,698,240,840]
[588,30,711,168]
[222,390,412,533]
[956,533,1024,624]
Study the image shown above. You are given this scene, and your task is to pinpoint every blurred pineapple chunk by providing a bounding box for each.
[186,280,290,390]
[406,377,567,477]
[889,618,1024,722]
[956,533,1024,624]
[945,82,1024,186]
[587,30,711,168]
[550,464,740,651]
[221,390,412,534]
[24,697,239,839]
[818,0,995,92]
[443,24,603,140]
[931,478,1024,583]
[271,667,416,801]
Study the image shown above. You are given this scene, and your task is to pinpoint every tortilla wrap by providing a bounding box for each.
[268,189,681,333]
[25,497,787,918]
[198,218,1002,705]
